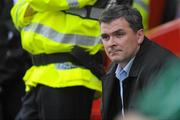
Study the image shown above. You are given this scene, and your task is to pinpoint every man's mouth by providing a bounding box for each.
[108,49,122,56]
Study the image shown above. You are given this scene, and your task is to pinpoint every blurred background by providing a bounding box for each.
[0,0,179,120]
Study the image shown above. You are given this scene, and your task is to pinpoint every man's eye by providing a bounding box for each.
[101,34,110,41]
[115,32,125,38]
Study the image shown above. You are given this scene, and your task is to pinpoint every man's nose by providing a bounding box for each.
[108,36,116,45]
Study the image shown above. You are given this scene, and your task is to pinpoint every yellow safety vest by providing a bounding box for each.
[133,0,150,30]
[11,0,103,93]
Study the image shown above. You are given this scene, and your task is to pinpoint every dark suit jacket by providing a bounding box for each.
[101,37,179,120]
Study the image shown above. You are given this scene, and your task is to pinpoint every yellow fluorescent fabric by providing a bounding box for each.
[31,12,101,37]
[21,29,102,55]
[20,11,102,54]
[11,0,32,30]
[11,0,103,93]
[24,64,102,92]
[26,0,97,12]
[133,0,149,30]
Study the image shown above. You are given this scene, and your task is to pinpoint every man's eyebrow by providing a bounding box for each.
[112,29,124,34]
[101,29,125,36]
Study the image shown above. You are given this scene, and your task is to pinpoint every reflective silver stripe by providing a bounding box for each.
[135,0,148,11]
[67,0,79,8]
[23,23,101,46]
[65,7,104,19]
[55,62,82,69]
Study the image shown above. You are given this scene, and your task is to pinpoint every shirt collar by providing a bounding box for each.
[115,57,135,81]
[123,57,135,76]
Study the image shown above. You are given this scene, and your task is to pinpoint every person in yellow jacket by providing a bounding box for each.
[11,0,135,119]
[133,0,150,30]
[11,0,107,119]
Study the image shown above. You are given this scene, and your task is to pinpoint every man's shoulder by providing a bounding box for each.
[132,37,179,76]
[141,37,177,60]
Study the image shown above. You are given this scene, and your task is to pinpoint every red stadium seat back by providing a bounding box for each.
[146,19,180,57]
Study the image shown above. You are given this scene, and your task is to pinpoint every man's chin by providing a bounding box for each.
[111,58,122,63]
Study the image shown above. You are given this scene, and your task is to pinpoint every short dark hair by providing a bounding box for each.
[99,5,143,32]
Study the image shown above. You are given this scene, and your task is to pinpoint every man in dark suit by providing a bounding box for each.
[99,5,179,120]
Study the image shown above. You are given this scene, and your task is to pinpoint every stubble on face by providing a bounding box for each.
[101,18,140,67]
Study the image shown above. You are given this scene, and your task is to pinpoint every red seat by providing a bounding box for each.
[149,0,166,29]
[90,99,101,120]
[146,18,180,57]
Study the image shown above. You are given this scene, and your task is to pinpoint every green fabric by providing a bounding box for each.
[137,58,180,120]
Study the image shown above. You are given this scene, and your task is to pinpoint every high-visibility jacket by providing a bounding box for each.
[133,0,150,30]
[11,0,103,92]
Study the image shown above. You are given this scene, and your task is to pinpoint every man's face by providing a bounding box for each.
[100,17,144,67]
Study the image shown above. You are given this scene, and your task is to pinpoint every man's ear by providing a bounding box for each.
[137,29,144,44]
